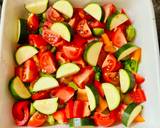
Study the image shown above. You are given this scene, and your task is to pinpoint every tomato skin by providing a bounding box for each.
[27,13,39,31]
[56,51,70,64]
[65,99,74,119]
[62,45,83,61]
[103,68,120,85]
[15,66,24,81]
[53,109,68,124]
[129,89,146,104]
[42,28,61,46]
[50,86,75,104]
[73,66,95,89]
[102,54,117,71]
[134,73,145,84]
[29,34,48,50]
[94,80,104,97]
[97,48,107,67]
[73,58,86,68]
[46,7,64,22]
[28,112,47,127]
[12,101,30,126]
[72,34,87,47]
[22,59,39,83]
[39,51,57,74]
[93,112,116,126]
[73,100,90,118]
[114,61,123,72]
[31,90,50,100]
[111,28,127,48]
[76,19,92,38]
[88,20,105,28]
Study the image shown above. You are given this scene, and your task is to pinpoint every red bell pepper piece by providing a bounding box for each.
[53,109,68,124]
[134,73,145,85]
[94,80,104,97]
[31,90,50,100]
[65,99,74,119]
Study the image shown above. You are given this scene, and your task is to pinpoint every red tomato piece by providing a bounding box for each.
[12,101,30,126]
[56,51,70,64]
[97,48,107,67]
[39,51,56,74]
[93,112,116,126]
[22,59,39,82]
[62,45,83,61]
[46,7,64,23]
[129,89,146,104]
[51,86,75,104]
[65,99,74,119]
[103,68,120,85]
[73,100,90,118]
[111,28,127,48]
[29,34,48,50]
[121,8,132,25]
[28,112,47,127]
[27,13,39,31]
[73,58,86,68]
[94,80,104,97]
[77,8,92,20]
[88,20,105,28]
[15,66,24,81]
[72,34,87,46]
[103,3,117,22]
[43,20,53,29]
[102,54,117,71]
[113,61,123,72]
[73,66,95,89]
[76,19,92,38]
[31,90,50,100]
[134,73,145,85]
[53,109,68,124]
[42,28,61,46]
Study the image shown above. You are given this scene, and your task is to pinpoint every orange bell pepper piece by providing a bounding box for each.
[134,114,145,122]
[96,96,108,113]
[131,48,141,63]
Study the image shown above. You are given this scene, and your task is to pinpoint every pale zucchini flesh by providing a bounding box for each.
[56,63,80,78]
[33,76,59,92]
[102,83,121,111]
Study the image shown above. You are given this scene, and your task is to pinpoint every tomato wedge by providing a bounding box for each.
[56,51,70,64]
[73,66,95,88]
[93,112,116,126]
[88,20,105,28]
[76,19,92,38]
[46,7,64,22]
[73,100,90,118]
[50,86,75,104]
[102,54,117,71]
[15,66,24,82]
[42,28,61,46]
[27,13,39,31]
[62,45,83,61]
[134,73,145,84]
[31,90,50,100]
[94,80,104,97]
[111,28,127,48]
[73,58,86,68]
[29,34,48,50]
[53,109,68,124]
[103,68,120,85]
[72,34,87,46]
[12,101,30,126]
[22,59,39,82]
[39,51,56,74]
[65,99,74,119]
[129,89,146,104]
[28,112,47,127]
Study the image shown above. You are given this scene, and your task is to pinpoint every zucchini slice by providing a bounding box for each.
[25,0,48,14]
[115,43,138,61]
[107,13,128,30]
[84,3,104,21]
[122,103,143,127]
[33,76,59,92]
[102,83,121,111]
[53,0,73,18]
[119,69,135,93]
[9,76,31,100]
[15,46,38,65]
[85,85,99,111]
[69,118,94,127]
[92,28,104,36]
[84,41,103,66]
[56,63,80,78]
[33,98,58,115]
[17,19,29,43]
[30,103,36,116]
[51,22,72,42]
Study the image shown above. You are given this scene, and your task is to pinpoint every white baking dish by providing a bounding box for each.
[0,0,160,127]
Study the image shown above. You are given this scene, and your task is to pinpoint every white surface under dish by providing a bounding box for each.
[0,0,160,127]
